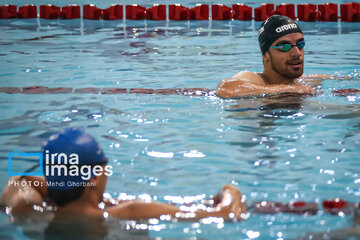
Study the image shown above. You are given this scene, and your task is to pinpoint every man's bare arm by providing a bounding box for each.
[216,78,314,99]
[108,185,246,221]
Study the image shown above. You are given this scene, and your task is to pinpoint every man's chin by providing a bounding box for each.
[287,67,303,79]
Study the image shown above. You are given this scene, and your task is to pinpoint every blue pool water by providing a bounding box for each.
[0,5,360,240]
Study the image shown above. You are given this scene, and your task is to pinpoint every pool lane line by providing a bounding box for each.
[0,86,216,96]
[250,199,360,215]
[0,86,359,96]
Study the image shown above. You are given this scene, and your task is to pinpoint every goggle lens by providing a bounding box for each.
[297,40,305,49]
[272,40,305,52]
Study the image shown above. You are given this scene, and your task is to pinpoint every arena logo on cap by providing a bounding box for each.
[275,23,298,33]
[258,26,264,36]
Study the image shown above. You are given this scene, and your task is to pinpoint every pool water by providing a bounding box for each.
[0,12,360,240]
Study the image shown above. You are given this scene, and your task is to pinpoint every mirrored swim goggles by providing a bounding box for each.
[270,40,305,52]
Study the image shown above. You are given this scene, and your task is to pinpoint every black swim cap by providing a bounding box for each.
[258,15,303,55]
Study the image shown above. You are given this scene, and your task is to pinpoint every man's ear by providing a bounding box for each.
[262,52,270,65]
[88,176,97,184]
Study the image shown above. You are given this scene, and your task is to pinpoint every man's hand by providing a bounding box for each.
[214,185,247,220]
[0,176,45,215]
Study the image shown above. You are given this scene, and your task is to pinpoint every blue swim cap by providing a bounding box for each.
[42,127,105,190]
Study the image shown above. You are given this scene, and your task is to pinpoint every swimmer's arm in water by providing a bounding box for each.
[108,185,246,221]
[301,74,352,80]
[299,74,352,88]
[298,74,335,88]
[0,176,47,215]
[216,71,313,99]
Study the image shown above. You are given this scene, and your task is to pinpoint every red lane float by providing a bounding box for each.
[40,5,61,19]
[341,2,360,22]
[22,86,73,94]
[212,4,233,21]
[61,5,80,19]
[255,3,274,21]
[274,3,295,20]
[232,4,252,21]
[154,88,182,95]
[84,4,123,20]
[283,201,318,215]
[74,88,128,94]
[105,5,123,20]
[129,88,155,94]
[47,87,73,93]
[169,4,188,20]
[147,4,166,20]
[169,4,190,21]
[100,88,127,94]
[323,199,357,215]
[251,201,318,215]
[74,87,101,93]
[126,4,146,20]
[190,4,209,20]
[251,201,284,214]
[318,3,338,22]
[0,87,21,94]
[18,5,37,18]
[83,4,100,20]
[182,88,213,96]
[332,88,360,96]
[0,4,17,19]
[22,86,49,94]
[298,4,319,22]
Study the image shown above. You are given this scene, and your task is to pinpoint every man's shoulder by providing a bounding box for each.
[232,71,266,85]
[216,71,267,98]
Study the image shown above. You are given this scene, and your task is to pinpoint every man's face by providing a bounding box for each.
[265,33,304,79]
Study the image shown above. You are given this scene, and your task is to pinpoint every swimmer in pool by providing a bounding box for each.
[216,15,324,98]
[0,128,246,222]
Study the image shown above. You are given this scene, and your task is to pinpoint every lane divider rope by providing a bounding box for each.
[0,3,359,22]
[0,86,359,96]
[0,86,215,96]
[250,199,360,215]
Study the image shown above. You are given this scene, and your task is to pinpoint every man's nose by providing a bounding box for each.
[290,45,302,57]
